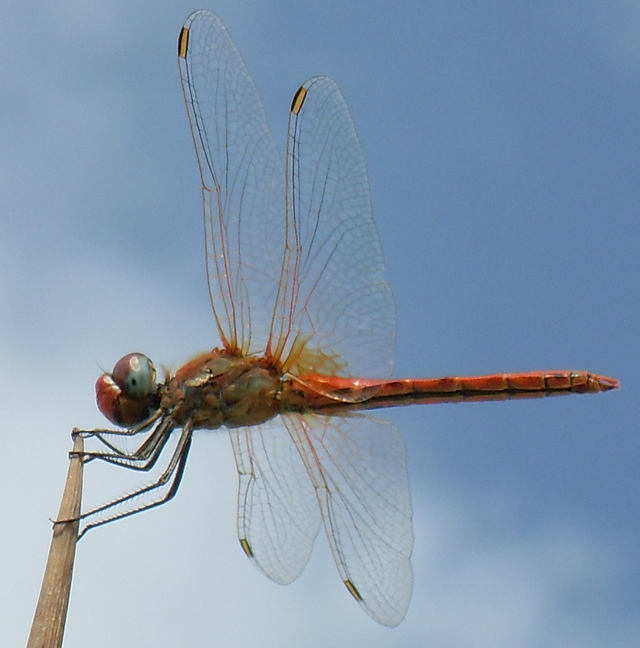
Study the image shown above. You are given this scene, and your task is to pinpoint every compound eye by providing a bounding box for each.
[111,353,157,398]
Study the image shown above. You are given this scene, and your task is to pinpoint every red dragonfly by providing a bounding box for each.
[76,10,618,627]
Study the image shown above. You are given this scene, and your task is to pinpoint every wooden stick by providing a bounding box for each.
[26,432,84,648]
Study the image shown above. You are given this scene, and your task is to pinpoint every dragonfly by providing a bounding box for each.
[74,9,619,627]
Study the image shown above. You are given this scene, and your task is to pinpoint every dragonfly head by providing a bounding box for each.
[96,353,160,427]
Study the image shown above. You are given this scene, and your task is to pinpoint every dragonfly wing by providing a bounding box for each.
[270,76,396,378]
[178,10,286,355]
[229,418,322,584]
[284,413,413,627]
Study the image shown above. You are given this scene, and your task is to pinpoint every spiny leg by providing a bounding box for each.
[83,428,176,474]
[58,422,194,539]
[85,419,177,472]
[71,410,162,459]
[73,417,175,471]
[79,424,194,538]
[72,410,161,442]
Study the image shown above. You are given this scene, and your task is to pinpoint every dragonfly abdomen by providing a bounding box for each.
[290,370,619,414]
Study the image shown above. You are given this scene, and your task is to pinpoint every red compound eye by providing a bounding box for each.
[96,353,158,426]
[111,353,157,397]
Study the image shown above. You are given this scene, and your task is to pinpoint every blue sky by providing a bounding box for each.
[1,1,638,646]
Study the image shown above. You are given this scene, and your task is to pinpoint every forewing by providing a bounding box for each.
[269,76,396,378]
[178,11,285,354]
[228,418,321,584]
[284,413,413,627]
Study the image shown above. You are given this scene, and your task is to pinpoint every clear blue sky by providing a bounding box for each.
[1,1,638,646]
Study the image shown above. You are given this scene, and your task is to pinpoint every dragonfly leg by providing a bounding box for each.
[84,420,176,472]
[81,429,175,475]
[71,415,172,467]
[71,410,161,441]
[56,423,193,539]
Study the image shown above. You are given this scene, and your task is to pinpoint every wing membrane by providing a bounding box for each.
[180,14,395,377]
[229,418,321,584]
[272,77,396,378]
[179,11,286,354]
[284,413,413,626]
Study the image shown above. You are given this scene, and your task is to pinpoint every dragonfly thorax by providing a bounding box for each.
[163,350,282,429]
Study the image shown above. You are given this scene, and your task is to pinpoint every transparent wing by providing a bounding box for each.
[229,418,322,584]
[284,413,413,627]
[178,10,286,354]
[270,76,396,378]
[180,16,396,377]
